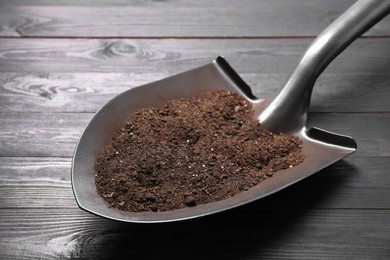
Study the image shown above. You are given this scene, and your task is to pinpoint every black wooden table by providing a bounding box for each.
[1,0,390,259]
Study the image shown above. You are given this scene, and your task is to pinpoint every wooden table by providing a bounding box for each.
[1,0,390,259]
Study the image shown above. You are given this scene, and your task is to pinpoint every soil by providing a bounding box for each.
[95,90,304,212]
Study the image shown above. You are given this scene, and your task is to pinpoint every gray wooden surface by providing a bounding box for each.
[1,1,390,259]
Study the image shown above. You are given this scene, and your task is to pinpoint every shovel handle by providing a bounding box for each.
[259,0,390,133]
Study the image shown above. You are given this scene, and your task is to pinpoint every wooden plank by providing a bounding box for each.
[271,157,390,209]
[0,157,74,208]
[0,112,92,157]
[1,0,142,5]
[0,72,164,113]
[307,113,390,158]
[0,38,389,74]
[1,157,390,210]
[0,112,389,157]
[0,208,389,259]
[1,0,390,37]
[1,72,390,113]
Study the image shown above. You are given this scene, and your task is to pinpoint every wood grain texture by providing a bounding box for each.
[0,72,162,113]
[0,157,74,208]
[1,112,389,157]
[1,157,390,210]
[1,72,390,113]
[308,113,390,158]
[1,0,389,37]
[1,38,390,74]
[0,208,389,259]
[0,112,92,157]
[1,1,390,259]
[1,0,140,5]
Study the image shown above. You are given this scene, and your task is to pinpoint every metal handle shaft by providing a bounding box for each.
[259,0,390,133]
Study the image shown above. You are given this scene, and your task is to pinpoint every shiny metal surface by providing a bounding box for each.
[72,0,390,223]
[259,0,390,133]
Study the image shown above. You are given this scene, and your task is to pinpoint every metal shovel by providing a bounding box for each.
[72,0,390,223]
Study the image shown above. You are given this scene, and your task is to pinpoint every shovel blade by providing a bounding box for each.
[71,57,356,223]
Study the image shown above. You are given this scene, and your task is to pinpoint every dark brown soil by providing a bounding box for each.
[95,90,304,212]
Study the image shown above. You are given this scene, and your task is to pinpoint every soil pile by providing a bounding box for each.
[95,91,304,212]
